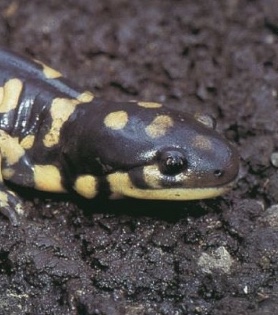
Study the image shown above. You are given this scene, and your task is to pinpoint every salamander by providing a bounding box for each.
[0,48,239,225]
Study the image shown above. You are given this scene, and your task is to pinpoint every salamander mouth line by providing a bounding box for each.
[109,184,234,201]
[106,172,236,200]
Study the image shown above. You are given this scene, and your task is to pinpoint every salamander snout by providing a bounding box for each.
[186,134,239,191]
[155,139,239,190]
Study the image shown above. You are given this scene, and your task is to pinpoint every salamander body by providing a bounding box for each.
[0,49,239,224]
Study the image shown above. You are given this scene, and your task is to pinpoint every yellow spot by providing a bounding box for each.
[0,88,3,105]
[104,111,128,130]
[34,60,62,79]
[137,102,162,108]
[20,135,35,150]
[142,165,162,189]
[0,191,8,207]
[0,158,2,182]
[193,135,212,150]
[43,97,80,147]
[142,165,190,189]
[77,91,94,103]
[0,130,25,165]
[73,175,98,199]
[194,113,215,129]
[0,78,23,113]
[2,168,15,179]
[145,115,173,138]
[15,202,24,215]
[107,172,234,200]
[34,165,66,192]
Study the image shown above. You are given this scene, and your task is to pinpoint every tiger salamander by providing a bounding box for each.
[0,49,239,225]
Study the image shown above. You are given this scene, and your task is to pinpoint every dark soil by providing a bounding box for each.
[0,0,277,314]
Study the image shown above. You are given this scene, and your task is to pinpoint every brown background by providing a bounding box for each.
[0,0,277,314]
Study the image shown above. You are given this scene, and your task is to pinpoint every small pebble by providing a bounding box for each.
[197,246,233,274]
[261,204,278,227]
[270,152,278,167]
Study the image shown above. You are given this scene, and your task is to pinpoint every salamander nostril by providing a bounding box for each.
[214,169,224,177]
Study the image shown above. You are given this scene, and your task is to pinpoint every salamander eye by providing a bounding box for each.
[158,150,187,175]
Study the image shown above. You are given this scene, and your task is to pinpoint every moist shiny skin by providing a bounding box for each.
[0,48,239,225]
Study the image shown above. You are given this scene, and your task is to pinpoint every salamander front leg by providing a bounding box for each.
[0,185,23,226]
[0,164,23,226]
[0,130,35,225]
[0,155,36,225]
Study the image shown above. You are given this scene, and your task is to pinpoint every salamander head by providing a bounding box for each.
[99,103,238,200]
[64,102,239,200]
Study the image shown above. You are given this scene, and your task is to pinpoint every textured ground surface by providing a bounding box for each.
[0,0,277,314]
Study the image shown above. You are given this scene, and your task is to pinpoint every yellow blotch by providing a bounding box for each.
[34,60,62,79]
[0,191,8,207]
[0,158,2,182]
[15,202,24,215]
[77,91,94,103]
[137,102,162,108]
[34,165,66,192]
[0,190,23,215]
[0,130,25,165]
[2,168,15,180]
[193,135,212,151]
[0,87,3,105]
[142,165,162,189]
[74,175,98,199]
[145,115,173,138]
[43,97,80,147]
[142,165,189,189]
[104,111,128,130]
[20,135,35,150]
[0,78,23,113]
